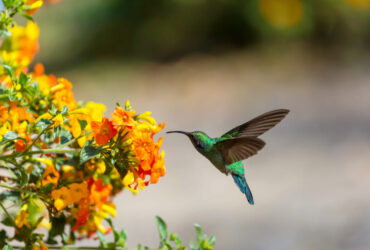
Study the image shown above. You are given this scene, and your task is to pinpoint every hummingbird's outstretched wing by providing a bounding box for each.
[215,137,265,164]
[221,109,290,139]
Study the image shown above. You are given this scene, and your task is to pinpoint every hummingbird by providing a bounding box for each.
[167,109,289,205]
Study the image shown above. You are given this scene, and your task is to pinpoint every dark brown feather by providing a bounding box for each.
[222,109,289,138]
[215,137,266,164]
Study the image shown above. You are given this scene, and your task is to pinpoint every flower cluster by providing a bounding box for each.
[0,2,166,248]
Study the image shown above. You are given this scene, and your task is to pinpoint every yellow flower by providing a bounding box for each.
[85,102,106,122]
[51,182,88,211]
[0,121,11,141]
[52,114,64,127]
[51,187,72,210]
[15,206,31,228]
[102,202,116,217]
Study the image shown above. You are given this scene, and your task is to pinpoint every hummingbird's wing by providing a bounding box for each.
[221,109,289,139]
[215,137,265,164]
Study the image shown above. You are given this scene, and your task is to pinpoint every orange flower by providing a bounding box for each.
[88,178,112,209]
[91,118,117,145]
[111,106,136,128]
[0,105,9,123]
[51,187,72,210]
[15,139,26,152]
[42,163,60,186]
[52,78,77,110]
[71,198,91,231]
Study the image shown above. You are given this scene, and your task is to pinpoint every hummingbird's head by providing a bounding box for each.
[167,130,210,150]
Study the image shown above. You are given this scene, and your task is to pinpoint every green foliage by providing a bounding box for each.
[94,216,216,250]
[80,140,100,164]
[0,0,37,39]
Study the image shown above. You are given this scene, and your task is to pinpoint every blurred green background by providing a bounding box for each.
[29,0,370,249]
[33,0,369,70]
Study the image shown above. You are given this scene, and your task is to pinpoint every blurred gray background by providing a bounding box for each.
[32,0,370,249]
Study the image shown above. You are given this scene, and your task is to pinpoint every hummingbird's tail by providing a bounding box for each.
[232,173,254,205]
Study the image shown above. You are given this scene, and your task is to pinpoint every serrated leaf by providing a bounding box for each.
[80,142,99,164]
[156,216,168,242]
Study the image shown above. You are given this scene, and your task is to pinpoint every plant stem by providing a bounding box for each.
[25,123,53,153]
[0,183,30,194]
[0,148,79,160]
[0,200,16,227]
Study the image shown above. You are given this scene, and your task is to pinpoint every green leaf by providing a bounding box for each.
[0,29,11,39]
[0,131,19,145]
[36,118,53,130]
[0,230,8,245]
[78,119,87,131]
[53,125,61,140]
[20,13,34,21]
[194,224,203,244]
[208,235,216,246]
[47,215,66,244]
[170,233,185,249]
[3,131,19,141]
[156,216,168,243]
[61,105,68,115]
[97,230,108,248]
[189,240,197,250]
[0,191,19,202]
[18,165,28,187]
[41,182,54,193]
[19,72,28,85]
[1,216,14,227]
[61,233,69,245]
[2,64,14,81]
[49,104,57,115]
[2,245,13,250]
[80,141,100,164]
[59,129,72,145]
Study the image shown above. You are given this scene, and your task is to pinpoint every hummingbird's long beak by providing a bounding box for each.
[166,130,190,136]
